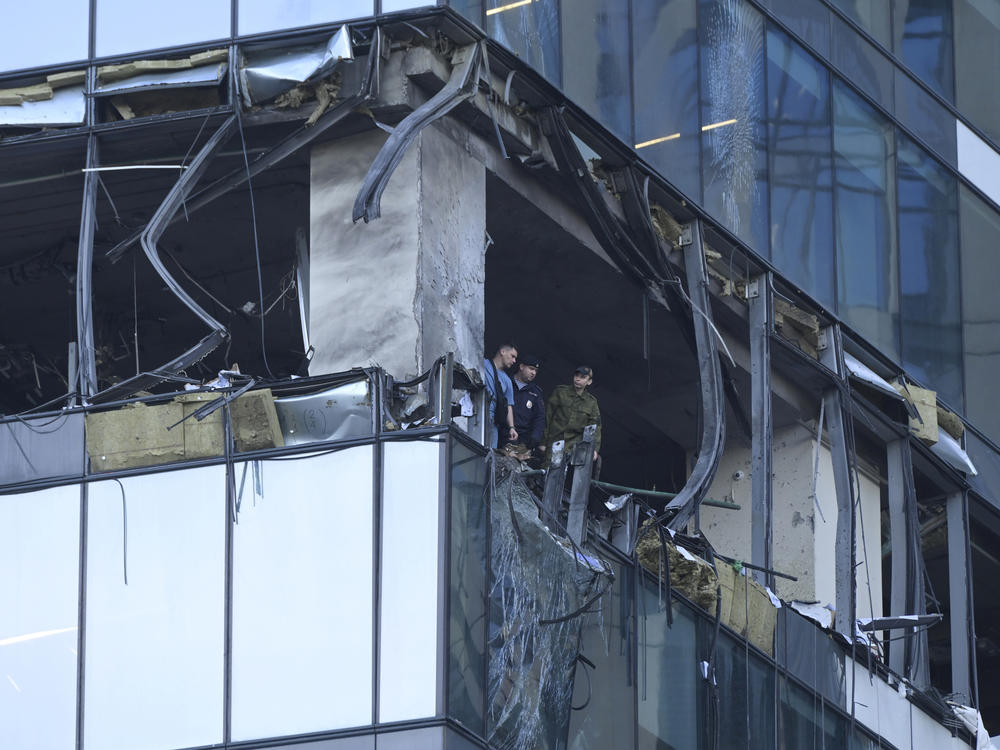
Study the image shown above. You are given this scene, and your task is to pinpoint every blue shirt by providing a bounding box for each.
[483,358,514,448]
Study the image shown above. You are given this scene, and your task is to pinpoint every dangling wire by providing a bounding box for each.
[236,108,275,379]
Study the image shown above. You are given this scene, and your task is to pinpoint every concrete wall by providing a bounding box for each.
[700,422,883,619]
[309,125,485,380]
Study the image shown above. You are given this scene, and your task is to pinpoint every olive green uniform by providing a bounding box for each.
[543,384,601,454]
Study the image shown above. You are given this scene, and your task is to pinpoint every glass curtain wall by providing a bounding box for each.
[833,79,899,360]
[897,132,962,406]
[632,0,701,201]
[699,0,770,255]
[766,26,835,309]
[0,485,80,750]
[561,0,631,141]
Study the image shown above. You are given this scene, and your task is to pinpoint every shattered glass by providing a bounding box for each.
[487,458,612,750]
[699,0,769,255]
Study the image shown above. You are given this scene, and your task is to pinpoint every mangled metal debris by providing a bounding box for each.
[240,26,353,105]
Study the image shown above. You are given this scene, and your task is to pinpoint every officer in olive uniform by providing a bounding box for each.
[543,365,601,462]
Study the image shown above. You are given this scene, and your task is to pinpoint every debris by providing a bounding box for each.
[97,49,227,85]
[893,381,939,444]
[774,297,820,358]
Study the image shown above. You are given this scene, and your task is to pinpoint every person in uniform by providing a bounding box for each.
[543,365,601,463]
[501,353,546,454]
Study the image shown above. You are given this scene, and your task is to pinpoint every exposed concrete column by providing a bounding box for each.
[308,125,485,379]
[947,490,974,705]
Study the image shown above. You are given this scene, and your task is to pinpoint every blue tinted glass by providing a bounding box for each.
[761,0,831,58]
[897,133,962,407]
[632,0,701,200]
[637,587,701,749]
[960,185,1000,443]
[567,562,635,747]
[894,0,954,101]
[766,26,835,309]
[954,0,1000,145]
[710,631,776,748]
[699,0,770,255]
[239,0,371,35]
[98,0,230,57]
[448,440,488,735]
[449,0,483,27]
[894,69,958,167]
[561,0,631,141]
[829,0,891,46]
[487,0,561,87]
[833,81,899,359]
[831,15,894,112]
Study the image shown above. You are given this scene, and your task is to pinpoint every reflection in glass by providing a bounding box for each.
[84,467,225,750]
[960,185,1000,443]
[486,0,561,87]
[893,0,954,101]
[1,5,88,73]
[762,0,831,57]
[632,0,701,200]
[955,0,1000,145]
[828,0,890,46]
[231,448,374,740]
[568,563,634,749]
[766,26,835,309]
[97,0,230,57]
[897,133,962,407]
[710,632,775,748]
[699,0,769,255]
[560,0,631,140]
[833,81,899,359]
[450,0,484,27]
[0,485,79,750]
[894,69,957,167]
[831,15,894,112]
[239,0,372,35]
[637,585,700,749]
[448,440,488,734]
[380,440,442,722]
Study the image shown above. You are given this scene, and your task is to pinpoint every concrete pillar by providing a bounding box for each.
[309,125,485,379]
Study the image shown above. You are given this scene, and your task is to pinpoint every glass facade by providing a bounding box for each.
[453,0,1000,442]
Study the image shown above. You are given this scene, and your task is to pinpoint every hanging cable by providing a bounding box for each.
[236,107,275,379]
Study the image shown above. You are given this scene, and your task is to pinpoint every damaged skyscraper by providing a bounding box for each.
[3,1,1000,749]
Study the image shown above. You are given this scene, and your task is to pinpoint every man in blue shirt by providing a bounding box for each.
[484,343,518,449]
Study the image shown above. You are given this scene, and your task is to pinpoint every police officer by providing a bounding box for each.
[502,354,546,452]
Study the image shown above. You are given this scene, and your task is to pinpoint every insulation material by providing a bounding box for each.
[97,49,228,85]
[86,401,186,472]
[773,297,820,358]
[227,388,284,452]
[937,405,965,441]
[86,390,283,471]
[0,85,85,126]
[635,527,777,655]
[893,382,939,443]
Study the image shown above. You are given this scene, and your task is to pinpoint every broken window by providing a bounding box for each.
[0,71,86,138]
[94,50,229,123]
